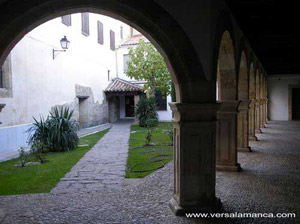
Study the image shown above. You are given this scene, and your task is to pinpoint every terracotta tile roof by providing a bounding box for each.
[105,78,144,93]
[120,34,150,46]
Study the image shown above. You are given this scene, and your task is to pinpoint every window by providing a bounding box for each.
[155,91,167,111]
[97,21,104,44]
[110,30,115,50]
[120,26,123,39]
[61,15,71,26]
[0,68,3,88]
[123,54,130,72]
[81,13,89,36]
[0,54,12,98]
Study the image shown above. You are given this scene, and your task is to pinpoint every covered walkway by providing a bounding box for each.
[0,121,299,223]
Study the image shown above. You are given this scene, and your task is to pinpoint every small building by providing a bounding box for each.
[104,78,145,122]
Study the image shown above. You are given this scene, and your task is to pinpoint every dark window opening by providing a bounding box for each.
[155,91,167,111]
[110,30,115,51]
[0,68,3,88]
[97,21,104,44]
[81,13,89,36]
[292,88,300,120]
[120,26,123,39]
[61,15,71,26]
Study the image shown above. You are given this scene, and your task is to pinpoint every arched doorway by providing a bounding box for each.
[0,2,221,216]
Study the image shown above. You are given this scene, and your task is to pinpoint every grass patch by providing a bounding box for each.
[0,128,109,196]
[126,122,173,178]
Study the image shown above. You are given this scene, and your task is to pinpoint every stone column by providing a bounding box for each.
[169,103,221,215]
[259,99,265,128]
[0,104,5,124]
[248,100,257,141]
[216,101,241,171]
[237,101,251,152]
[255,100,262,133]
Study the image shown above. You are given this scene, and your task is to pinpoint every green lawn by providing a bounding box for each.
[0,129,109,196]
[126,122,173,178]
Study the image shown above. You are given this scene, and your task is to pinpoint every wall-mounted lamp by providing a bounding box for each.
[53,36,70,59]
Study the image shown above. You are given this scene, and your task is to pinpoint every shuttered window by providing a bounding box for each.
[110,30,115,51]
[81,13,89,36]
[97,21,104,44]
[123,54,130,72]
[120,26,123,39]
[61,15,71,26]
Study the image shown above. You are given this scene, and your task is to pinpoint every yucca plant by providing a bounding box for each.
[27,107,79,152]
[48,107,79,152]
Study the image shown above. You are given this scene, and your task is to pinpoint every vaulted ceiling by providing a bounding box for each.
[226,1,300,75]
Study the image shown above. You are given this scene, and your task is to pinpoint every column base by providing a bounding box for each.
[169,197,222,216]
[249,136,258,141]
[238,147,252,152]
[255,128,262,133]
[216,163,241,172]
[260,125,266,128]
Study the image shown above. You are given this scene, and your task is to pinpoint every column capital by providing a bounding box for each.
[217,100,240,114]
[238,100,250,112]
[169,102,221,123]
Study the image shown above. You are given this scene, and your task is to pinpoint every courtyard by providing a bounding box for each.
[0,121,299,223]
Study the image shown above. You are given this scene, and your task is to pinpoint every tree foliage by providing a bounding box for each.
[125,39,171,97]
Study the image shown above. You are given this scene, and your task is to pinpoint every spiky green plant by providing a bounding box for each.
[48,107,79,151]
[27,107,79,152]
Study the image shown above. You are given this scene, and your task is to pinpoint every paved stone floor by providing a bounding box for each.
[51,120,132,193]
[0,121,300,223]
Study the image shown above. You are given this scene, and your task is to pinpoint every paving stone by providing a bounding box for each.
[51,120,132,193]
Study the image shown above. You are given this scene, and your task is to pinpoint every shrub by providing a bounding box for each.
[145,118,158,146]
[30,141,48,163]
[135,97,158,127]
[48,107,79,151]
[164,129,174,146]
[27,107,79,152]
[18,147,29,167]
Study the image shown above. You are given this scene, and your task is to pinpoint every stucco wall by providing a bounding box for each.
[268,75,300,120]
[0,13,130,127]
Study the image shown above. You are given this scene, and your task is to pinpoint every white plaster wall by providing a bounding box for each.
[0,13,130,127]
[268,75,300,120]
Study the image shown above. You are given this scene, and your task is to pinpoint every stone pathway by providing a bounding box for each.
[1,121,300,223]
[51,120,133,193]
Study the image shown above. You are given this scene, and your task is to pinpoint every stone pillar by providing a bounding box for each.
[259,99,265,128]
[248,100,257,141]
[216,101,241,171]
[0,104,5,124]
[169,103,221,215]
[265,98,269,122]
[237,101,251,152]
[255,100,262,133]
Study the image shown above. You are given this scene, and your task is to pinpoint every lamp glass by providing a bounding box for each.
[60,36,70,50]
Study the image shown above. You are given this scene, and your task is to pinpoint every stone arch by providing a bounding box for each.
[0,0,208,103]
[216,30,236,100]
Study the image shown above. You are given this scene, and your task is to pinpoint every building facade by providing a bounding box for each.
[0,13,172,153]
